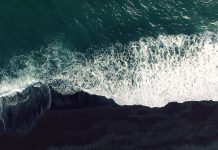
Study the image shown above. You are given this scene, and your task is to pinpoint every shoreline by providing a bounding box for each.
[0,84,218,149]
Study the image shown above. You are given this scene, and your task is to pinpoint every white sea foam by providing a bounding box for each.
[0,31,218,107]
[0,76,38,97]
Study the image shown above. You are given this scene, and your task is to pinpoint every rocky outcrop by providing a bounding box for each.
[1,100,218,150]
[0,84,117,135]
[50,88,118,110]
[2,83,218,150]
[0,83,51,134]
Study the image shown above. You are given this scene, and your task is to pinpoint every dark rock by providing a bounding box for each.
[1,100,218,150]
[50,88,118,110]
[0,83,51,134]
[0,84,118,135]
[163,102,186,115]
[1,85,218,150]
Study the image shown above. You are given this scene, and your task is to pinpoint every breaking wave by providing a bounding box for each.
[0,31,218,107]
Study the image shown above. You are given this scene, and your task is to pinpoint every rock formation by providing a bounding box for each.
[0,83,117,134]
[50,87,118,110]
[0,83,51,134]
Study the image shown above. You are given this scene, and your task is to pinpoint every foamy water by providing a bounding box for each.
[0,76,38,97]
[0,31,218,107]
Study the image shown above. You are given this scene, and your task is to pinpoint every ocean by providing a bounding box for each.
[0,0,218,107]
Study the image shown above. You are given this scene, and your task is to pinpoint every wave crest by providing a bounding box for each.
[1,31,218,107]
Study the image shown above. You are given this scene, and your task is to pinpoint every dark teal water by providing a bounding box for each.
[0,0,218,106]
[0,0,217,64]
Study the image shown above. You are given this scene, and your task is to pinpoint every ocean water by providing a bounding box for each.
[0,0,218,107]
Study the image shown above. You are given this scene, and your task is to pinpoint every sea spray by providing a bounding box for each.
[0,31,218,107]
